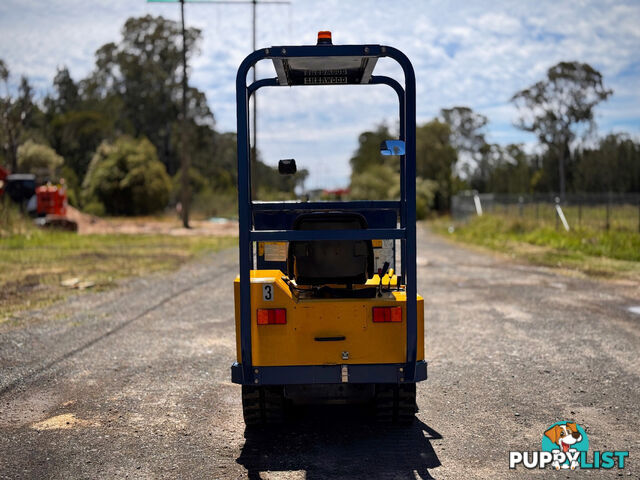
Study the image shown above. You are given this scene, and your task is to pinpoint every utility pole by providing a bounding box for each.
[150,0,290,219]
[148,0,193,228]
[179,0,190,228]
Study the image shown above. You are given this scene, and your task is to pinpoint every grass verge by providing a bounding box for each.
[431,214,640,280]
[0,228,236,323]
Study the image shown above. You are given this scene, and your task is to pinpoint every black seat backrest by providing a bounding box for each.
[287,212,374,285]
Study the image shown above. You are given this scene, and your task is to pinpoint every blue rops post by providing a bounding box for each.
[232,31,426,426]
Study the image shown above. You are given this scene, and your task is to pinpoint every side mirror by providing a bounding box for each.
[380,140,405,156]
[278,159,297,175]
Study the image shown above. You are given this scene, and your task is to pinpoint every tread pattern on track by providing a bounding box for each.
[375,383,416,424]
[242,385,285,426]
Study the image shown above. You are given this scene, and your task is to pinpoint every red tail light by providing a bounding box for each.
[372,306,402,323]
[257,308,286,325]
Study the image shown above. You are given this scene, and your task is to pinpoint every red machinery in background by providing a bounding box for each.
[34,182,77,232]
[1,170,76,231]
[36,184,68,217]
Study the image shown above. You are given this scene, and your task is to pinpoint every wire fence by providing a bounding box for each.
[451,191,640,233]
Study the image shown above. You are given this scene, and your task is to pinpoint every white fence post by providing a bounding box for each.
[555,197,570,232]
[473,194,483,216]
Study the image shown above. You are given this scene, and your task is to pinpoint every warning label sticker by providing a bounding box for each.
[263,242,288,262]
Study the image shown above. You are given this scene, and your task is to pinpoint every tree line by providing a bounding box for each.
[350,62,640,216]
[0,15,305,217]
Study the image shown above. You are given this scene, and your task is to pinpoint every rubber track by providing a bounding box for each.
[242,385,285,426]
[375,383,416,424]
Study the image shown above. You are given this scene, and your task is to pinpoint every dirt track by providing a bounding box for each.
[65,207,238,236]
[1,227,639,479]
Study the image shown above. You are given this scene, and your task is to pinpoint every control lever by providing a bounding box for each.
[377,261,390,297]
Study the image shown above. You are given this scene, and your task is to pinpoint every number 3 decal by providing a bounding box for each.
[263,284,273,301]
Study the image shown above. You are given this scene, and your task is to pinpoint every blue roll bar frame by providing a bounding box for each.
[235,43,418,386]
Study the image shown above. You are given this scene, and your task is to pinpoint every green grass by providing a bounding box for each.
[432,214,640,279]
[0,220,236,323]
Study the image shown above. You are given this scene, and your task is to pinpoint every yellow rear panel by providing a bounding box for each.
[234,270,424,367]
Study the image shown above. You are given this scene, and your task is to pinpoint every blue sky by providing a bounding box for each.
[1,0,639,188]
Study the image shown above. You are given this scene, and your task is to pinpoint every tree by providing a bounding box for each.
[82,136,171,215]
[49,110,114,180]
[0,60,36,171]
[44,67,80,115]
[441,106,488,176]
[350,163,398,201]
[349,125,393,175]
[485,144,532,194]
[573,134,640,193]
[511,61,612,198]
[17,140,63,180]
[416,120,457,211]
[0,59,7,83]
[349,125,401,201]
[88,15,208,174]
[41,66,117,203]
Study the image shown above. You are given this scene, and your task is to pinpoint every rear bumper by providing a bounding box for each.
[231,360,427,385]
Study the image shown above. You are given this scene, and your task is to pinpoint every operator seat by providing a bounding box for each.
[287,212,374,286]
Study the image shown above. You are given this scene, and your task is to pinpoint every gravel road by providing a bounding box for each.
[1,227,639,479]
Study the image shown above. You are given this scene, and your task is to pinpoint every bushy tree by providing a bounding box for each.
[350,163,398,200]
[511,61,612,197]
[82,136,171,215]
[17,140,64,179]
